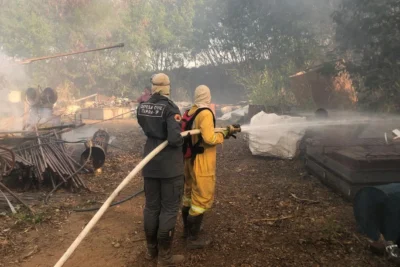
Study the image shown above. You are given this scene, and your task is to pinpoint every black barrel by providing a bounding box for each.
[26,87,40,106]
[40,87,58,106]
[81,130,110,170]
[353,184,400,244]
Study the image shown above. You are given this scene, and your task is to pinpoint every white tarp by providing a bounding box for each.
[220,105,242,114]
[218,105,248,123]
[248,112,306,159]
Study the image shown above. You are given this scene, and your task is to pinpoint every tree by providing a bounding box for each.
[191,0,339,68]
[234,64,297,107]
[0,0,197,98]
[0,0,342,106]
[333,0,400,112]
[146,0,196,70]
[190,0,340,107]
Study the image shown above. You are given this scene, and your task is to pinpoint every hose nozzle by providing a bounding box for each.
[229,124,241,133]
[226,124,241,139]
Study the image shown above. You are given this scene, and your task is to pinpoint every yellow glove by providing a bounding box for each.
[221,129,229,138]
[220,125,241,139]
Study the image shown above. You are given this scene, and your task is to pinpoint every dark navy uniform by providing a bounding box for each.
[137,94,184,178]
[137,93,184,250]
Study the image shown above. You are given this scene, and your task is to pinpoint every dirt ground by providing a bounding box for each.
[0,119,393,267]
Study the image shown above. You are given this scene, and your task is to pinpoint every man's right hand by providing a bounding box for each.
[223,124,241,138]
[221,129,229,138]
[222,128,236,139]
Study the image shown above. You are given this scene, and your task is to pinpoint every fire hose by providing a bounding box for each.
[54,126,241,267]
[73,189,144,212]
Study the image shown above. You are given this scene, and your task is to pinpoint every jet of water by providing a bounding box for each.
[240,117,400,133]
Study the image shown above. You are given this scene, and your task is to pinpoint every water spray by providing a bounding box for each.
[240,117,400,134]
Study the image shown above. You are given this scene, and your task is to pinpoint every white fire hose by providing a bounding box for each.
[54,128,228,267]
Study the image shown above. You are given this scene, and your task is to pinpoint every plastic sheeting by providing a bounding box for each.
[248,112,306,159]
[220,105,242,114]
[218,105,248,123]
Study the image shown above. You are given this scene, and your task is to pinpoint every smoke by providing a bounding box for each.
[0,52,28,89]
[62,126,100,143]
[0,51,29,130]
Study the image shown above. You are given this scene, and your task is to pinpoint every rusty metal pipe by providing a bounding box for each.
[18,43,124,65]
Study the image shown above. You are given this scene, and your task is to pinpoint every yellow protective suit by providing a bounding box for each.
[183,85,224,216]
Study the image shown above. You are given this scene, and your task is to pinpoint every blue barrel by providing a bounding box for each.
[353,184,400,244]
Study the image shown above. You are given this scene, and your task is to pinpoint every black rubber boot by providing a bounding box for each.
[386,242,400,264]
[181,207,190,239]
[145,235,158,261]
[369,240,385,256]
[158,230,185,267]
[187,214,212,250]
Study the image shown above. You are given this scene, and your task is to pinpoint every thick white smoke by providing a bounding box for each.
[0,51,28,130]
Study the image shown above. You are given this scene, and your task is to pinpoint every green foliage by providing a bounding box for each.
[5,0,386,111]
[333,0,400,112]
[234,63,297,107]
[191,0,339,68]
[0,0,196,98]
[13,211,45,225]
[317,62,339,77]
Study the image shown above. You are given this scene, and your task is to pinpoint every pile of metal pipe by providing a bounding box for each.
[13,134,87,189]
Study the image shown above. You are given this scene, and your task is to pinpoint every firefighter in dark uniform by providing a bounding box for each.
[137,73,185,266]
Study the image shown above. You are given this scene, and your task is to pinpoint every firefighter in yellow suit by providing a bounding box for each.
[182,85,237,249]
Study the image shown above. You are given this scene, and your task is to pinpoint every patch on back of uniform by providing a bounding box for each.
[138,103,166,117]
[174,114,182,122]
